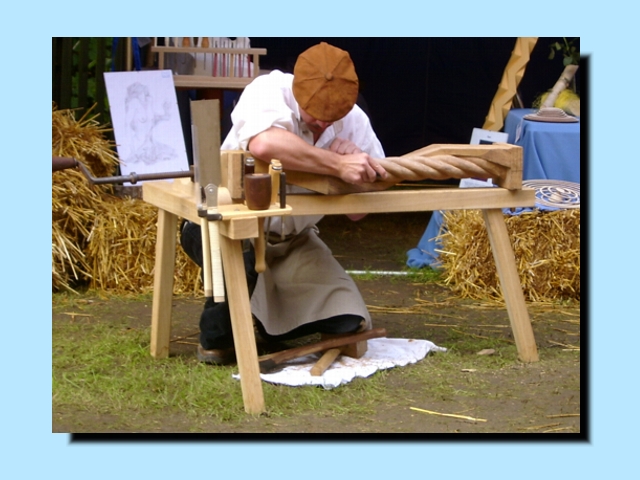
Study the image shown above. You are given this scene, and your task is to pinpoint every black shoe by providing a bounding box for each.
[197,345,236,365]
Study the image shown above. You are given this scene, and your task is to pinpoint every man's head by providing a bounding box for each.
[292,42,359,123]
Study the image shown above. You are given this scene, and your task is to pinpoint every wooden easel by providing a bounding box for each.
[142,145,539,415]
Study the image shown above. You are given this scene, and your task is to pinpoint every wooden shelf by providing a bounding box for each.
[151,44,267,90]
[172,74,255,90]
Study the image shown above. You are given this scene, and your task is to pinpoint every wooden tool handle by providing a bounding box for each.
[200,217,212,298]
[258,327,387,373]
[310,348,342,376]
[52,156,78,172]
[254,219,266,273]
[207,216,225,302]
[269,160,282,205]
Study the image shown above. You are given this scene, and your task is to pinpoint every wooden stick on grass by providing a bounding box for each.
[410,407,487,423]
[519,423,561,431]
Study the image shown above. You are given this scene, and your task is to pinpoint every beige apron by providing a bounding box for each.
[250,225,372,336]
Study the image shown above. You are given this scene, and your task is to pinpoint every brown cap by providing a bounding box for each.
[292,42,359,122]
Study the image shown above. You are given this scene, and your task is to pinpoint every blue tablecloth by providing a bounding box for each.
[406,108,580,269]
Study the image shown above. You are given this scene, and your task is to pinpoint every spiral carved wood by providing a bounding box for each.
[250,143,522,194]
[378,155,506,183]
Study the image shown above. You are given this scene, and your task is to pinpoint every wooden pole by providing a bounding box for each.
[482,209,538,362]
[150,209,177,359]
[483,37,538,132]
[219,234,265,414]
[541,64,579,108]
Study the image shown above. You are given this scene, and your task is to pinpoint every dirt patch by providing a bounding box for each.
[52,212,581,434]
[318,211,434,271]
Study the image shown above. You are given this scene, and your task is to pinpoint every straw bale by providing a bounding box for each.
[52,104,202,294]
[52,103,119,178]
[52,104,120,291]
[436,209,580,303]
[83,197,202,294]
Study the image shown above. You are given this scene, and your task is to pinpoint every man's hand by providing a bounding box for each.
[249,129,388,184]
[329,137,388,184]
[336,152,388,184]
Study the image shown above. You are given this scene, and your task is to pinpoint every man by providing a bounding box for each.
[181,42,388,364]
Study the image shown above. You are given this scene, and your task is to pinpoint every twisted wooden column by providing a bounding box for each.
[372,143,522,192]
[253,143,523,195]
[378,154,506,184]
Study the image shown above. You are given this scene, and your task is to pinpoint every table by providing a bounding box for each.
[143,151,539,413]
[407,108,580,268]
[504,108,580,183]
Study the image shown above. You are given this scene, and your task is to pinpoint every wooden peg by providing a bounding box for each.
[269,160,282,205]
[254,219,266,273]
[310,348,342,376]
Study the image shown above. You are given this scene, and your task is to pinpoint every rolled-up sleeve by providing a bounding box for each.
[225,71,299,151]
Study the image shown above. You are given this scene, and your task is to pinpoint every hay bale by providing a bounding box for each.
[436,209,580,303]
[84,197,202,294]
[52,104,202,295]
[52,104,120,291]
[52,104,120,178]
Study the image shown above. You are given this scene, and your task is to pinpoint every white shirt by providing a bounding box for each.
[221,70,386,236]
[221,70,385,158]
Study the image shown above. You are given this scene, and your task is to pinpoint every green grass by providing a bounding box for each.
[54,321,245,421]
[52,284,580,432]
[51,316,535,427]
[52,317,397,427]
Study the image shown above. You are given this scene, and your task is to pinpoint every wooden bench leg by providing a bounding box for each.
[482,208,539,362]
[150,208,177,359]
[219,234,265,414]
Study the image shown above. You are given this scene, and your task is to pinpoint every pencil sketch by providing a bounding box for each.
[104,70,189,183]
[124,82,175,165]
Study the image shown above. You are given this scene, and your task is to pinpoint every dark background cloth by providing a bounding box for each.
[248,37,580,156]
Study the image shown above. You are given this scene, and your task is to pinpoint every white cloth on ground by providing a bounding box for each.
[233,338,447,389]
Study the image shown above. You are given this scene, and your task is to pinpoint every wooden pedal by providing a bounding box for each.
[309,329,372,376]
[320,331,368,359]
[258,327,386,373]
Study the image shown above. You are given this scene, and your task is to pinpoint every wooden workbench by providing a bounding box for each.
[142,169,539,414]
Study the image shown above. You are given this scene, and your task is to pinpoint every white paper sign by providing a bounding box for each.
[470,127,508,146]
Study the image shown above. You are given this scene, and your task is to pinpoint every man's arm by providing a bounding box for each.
[248,127,387,185]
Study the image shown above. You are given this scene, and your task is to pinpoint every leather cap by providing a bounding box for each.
[292,42,359,122]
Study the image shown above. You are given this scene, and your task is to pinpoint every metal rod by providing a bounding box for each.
[76,160,193,185]
[346,270,410,276]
